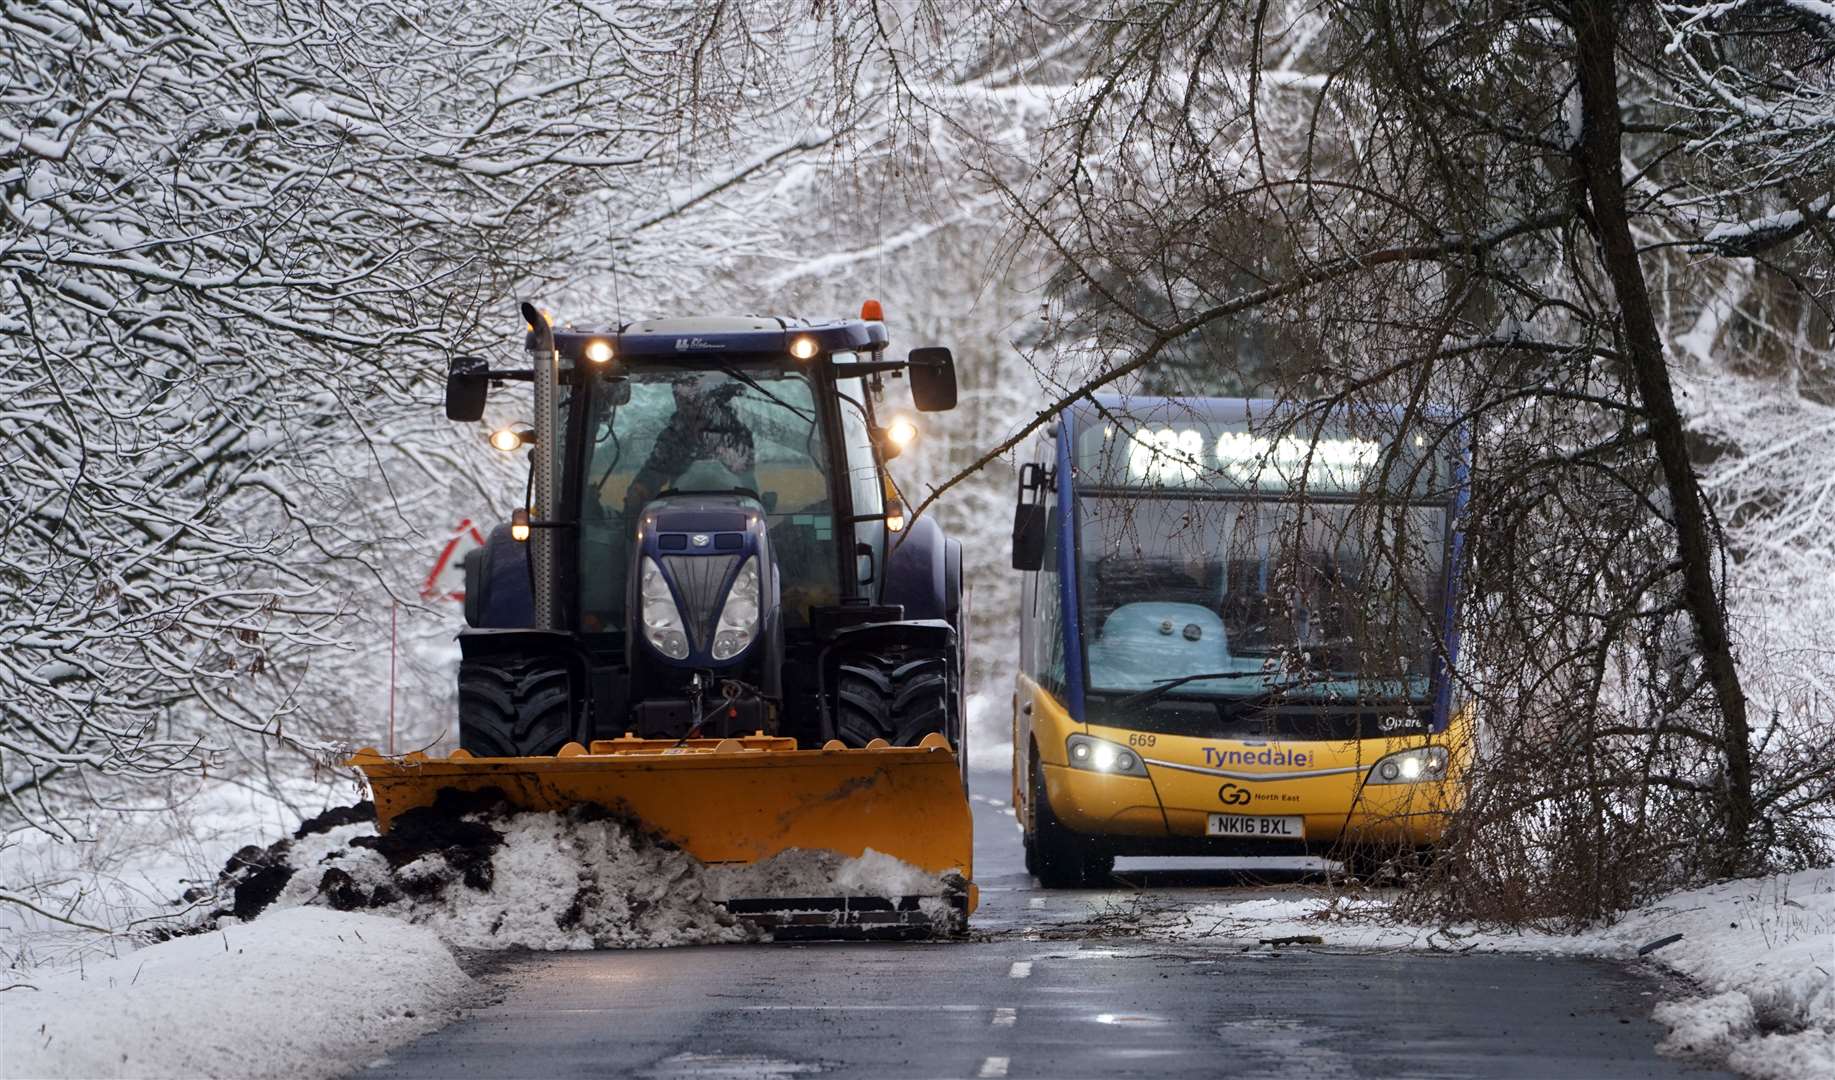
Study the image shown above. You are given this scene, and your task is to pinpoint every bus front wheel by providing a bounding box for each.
[1025,750,1114,888]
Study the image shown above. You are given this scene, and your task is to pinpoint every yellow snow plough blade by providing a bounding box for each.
[348,733,975,936]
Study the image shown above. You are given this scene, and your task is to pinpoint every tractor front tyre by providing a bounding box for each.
[457,657,573,757]
[835,653,949,747]
[1025,750,1114,888]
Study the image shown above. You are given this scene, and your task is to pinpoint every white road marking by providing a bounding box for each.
[1008,961,1032,979]
[977,1056,1011,1077]
[991,1007,1017,1027]
[1027,897,1046,909]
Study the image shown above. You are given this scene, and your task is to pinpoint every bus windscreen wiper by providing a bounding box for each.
[1114,671,1292,710]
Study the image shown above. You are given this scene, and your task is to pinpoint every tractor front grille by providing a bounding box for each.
[663,553,737,649]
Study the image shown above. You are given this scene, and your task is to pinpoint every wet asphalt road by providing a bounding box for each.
[362,768,1731,1080]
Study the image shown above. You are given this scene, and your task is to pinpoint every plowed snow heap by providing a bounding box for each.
[215,791,962,948]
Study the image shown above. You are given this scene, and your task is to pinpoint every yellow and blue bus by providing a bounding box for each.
[1008,396,1470,885]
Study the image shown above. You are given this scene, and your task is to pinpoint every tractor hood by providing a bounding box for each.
[629,494,781,668]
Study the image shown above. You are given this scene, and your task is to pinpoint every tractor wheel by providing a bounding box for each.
[835,653,950,747]
[457,657,573,757]
[1024,746,1114,888]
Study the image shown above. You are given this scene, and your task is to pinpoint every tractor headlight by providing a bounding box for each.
[710,557,761,661]
[640,557,690,659]
[1365,746,1449,785]
[1066,733,1148,778]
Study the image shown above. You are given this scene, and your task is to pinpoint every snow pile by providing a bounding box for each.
[1586,871,1835,1080]
[0,907,471,1080]
[219,790,753,950]
[212,790,957,949]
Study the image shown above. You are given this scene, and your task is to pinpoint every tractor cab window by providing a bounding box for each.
[578,368,840,632]
[836,393,884,591]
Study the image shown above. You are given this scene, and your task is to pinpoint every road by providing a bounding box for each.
[363,768,1730,1079]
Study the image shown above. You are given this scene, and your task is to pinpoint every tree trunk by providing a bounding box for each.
[1571,0,1755,869]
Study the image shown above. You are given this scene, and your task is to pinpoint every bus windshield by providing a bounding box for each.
[1079,495,1447,702]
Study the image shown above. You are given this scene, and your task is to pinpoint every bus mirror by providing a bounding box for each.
[446,355,489,421]
[1012,503,1047,571]
[908,347,957,412]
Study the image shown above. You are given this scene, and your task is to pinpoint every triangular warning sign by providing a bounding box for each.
[423,519,489,601]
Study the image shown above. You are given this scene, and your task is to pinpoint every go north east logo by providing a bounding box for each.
[673,337,726,351]
[1203,746,1315,769]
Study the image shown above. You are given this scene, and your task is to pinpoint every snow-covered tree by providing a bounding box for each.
[884,0,1835,918]
[0,0,863,924]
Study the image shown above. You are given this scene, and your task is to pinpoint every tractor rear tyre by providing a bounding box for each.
[458,656,573,757]
[835,653,949,747]
[1025,747,1114,888]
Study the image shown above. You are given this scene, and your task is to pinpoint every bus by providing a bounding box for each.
[1008,395,1470,886]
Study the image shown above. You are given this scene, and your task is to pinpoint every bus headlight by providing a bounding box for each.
[639,557,690,659]
[1366,747,1449,784]
[1066,734,1149,778]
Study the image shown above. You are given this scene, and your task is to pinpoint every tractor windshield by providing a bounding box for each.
[577,368,840,632]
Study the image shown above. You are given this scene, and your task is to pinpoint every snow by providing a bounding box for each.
[0,907,473,1080]
[1128,868,1835,1078]
[0,783,351,968]
[220,800,954,951]
[708,847,947,901]
[3,800,961,1078]
[251,810,753,951]
[1587,872,1835,1079]
[965,690,1014,771]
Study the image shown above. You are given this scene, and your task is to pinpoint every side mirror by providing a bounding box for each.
[1012,503,1046,571]
[446,355,489,422]
[907,346,958,412]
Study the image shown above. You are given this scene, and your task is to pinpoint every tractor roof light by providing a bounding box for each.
[788,335,819,361]
[584,338,614,364]
[510,508,532,543]
[490,426,535,452]
[885,497,906,533]
[861,298,884,321]
[886,416,918,450]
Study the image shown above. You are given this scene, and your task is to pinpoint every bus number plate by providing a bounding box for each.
[1207,814,1304,839]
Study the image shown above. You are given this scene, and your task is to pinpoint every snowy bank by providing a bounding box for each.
[0,907,472,1080]
[2,797,959,1079]
[1593,872,1834,1080]
[1126,868,1833,1079]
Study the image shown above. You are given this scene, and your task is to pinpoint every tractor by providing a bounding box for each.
[352,302,976,935]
